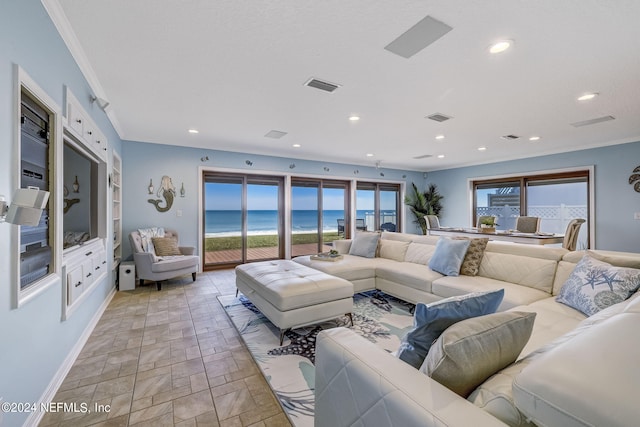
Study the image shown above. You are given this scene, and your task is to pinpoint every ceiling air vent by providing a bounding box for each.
[426,113,452,122]
[500,134,520,140]
[570,115,615,128]
[304,78,341,93]
[413,154,433,159]
[264,130,288,139]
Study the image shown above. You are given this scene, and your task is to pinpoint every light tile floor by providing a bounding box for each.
[40,269,292,427]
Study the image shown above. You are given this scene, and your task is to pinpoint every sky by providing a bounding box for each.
[205,183,395,211]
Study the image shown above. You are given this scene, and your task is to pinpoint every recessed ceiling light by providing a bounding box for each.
[478,146,487,151]
[435,135,445,140]
[489,40,513,54]
[577,93,598,101]
[366,153,374,157]
[349,115,360,121]
[437,154,445,159]
[292,144,301,148]
[188,129,199,134]
[529,136,541,141]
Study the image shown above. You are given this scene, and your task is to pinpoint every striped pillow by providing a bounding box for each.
[152,237,181,256]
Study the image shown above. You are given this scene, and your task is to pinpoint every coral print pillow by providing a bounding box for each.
[556,254,640,316]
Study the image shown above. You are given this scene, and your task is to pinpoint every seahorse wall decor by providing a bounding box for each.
[148,175,176,212]
[629,166,640,193]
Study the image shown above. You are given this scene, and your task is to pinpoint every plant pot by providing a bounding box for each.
[480,227,496,234]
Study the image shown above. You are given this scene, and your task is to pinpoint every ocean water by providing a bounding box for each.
[205,210,395,237]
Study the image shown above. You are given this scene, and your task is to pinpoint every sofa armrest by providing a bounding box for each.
[179,246,195,255]
[133,252,156,278]
[315,328,507,427]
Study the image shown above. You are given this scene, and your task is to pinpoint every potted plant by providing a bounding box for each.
[404,183,444,235]
[479,216,498,234]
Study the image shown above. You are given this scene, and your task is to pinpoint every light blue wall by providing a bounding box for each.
[426,141,640,252]
[121,141,426,259]
[0,2,122,425]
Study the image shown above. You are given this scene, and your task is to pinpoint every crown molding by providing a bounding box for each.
[40,0,124,137]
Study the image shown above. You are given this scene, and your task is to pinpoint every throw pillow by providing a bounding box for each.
[332,239,352,254]
[378,239,410,262]
[396,289,505,369]
[556,254,640,316]
[455,237,489,276]
[348,232,380,258]
[421,311,536,397]
[152,237,182,256]
[428,237,471,276]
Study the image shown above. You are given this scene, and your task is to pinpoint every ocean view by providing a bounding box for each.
[205,210,395,237]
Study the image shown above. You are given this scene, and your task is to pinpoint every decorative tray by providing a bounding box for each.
[310,252,344,262]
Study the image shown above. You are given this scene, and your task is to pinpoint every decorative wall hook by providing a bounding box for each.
[201,156,209,162]
[72,175,80,193]
[289,163,296,169]
[323,167,330,172]
[148,179,154,194]
[180,182,186,197]
[245,160,253,166]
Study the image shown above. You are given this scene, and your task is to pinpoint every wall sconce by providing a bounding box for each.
[353,170,359,175]
[180,183,185,197]
[148,179,154,194]
[72,175,80,193]
[90,95,110,111]
[289,163,296,169]
[201,156,209,162]
[1,187,50,226]
[245,160,253,166]
[324,167,330,172]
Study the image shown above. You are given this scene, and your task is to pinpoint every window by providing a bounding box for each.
[356,182,401,232]
[472,170,590,248]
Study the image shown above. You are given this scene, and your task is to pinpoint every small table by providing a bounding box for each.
[235,260,354,345]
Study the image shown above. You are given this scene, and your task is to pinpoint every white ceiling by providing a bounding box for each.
[52,0,640,171]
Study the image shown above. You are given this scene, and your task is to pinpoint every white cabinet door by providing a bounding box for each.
[67,266,84,305]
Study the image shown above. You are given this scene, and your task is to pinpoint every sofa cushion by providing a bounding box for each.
[152,237,181,256]
[332,239,352,254]
[294,254,377,282]
[457,237,489,276]
[513,310,640,427]
[422,311,536,398]
[375,262,442,293]
[478,252,558,293]
[556,254,640,316]
[349,232,380,258]
[428,238,471,276]
[396,289,504,369]
[403,242,435,265]
[151,255,199,273]
[432,275,550,311]
[378,239,410,262]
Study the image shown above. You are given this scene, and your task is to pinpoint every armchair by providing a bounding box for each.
[128,228,199,290]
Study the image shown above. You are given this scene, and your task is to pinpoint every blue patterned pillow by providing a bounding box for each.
[396,289,504,369]
[428,237,471,276]
[556,254,640,316]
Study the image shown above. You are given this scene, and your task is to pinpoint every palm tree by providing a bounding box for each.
[404,183,444,234]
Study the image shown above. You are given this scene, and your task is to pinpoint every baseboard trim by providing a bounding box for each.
[23,286,117,427]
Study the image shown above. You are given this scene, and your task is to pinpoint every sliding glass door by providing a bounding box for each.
[203,173,283,268]
[356,182,401,232]
[291,179,349,256]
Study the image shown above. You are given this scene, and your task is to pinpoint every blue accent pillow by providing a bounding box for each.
[348,232,380,258]
[428,237,471,276]
[396,289,505,369]
[556,254,640,316]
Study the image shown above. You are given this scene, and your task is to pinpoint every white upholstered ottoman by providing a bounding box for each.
[235,260,354,344]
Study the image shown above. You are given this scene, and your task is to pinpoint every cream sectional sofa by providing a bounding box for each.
[292,232,640,426]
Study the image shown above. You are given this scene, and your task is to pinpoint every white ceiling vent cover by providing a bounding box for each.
[570,116,615,127]
[304,78,341,93]
[500,134,520,140]
[426,113,452,122]
[385,15,453,59]
[265,130,288,139]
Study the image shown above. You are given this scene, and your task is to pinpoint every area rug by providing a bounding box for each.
[217,291,415,427]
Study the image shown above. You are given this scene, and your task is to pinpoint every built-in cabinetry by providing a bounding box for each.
[65,89,108,162]
[112,152,122,279]
[64,240,107,309]
[62,87,109,319]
